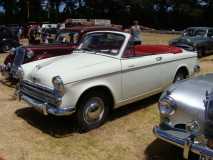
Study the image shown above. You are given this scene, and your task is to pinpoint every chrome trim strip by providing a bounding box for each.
[153,126,213,157]
[22,83,54,97]
[65,56,196,85]
[64,70,121,85]
[22,94,48,115]
[122,56,196,73]
[20,80,58,106]
[23,80,53,93]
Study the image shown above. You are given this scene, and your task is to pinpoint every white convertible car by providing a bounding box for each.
[17,31,199,131]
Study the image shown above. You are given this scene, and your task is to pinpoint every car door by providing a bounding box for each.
[121,52,165,100]
[207,29,213,52]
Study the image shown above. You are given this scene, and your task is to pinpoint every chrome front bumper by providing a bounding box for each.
[153,126,213,159]
[19,93,76,116]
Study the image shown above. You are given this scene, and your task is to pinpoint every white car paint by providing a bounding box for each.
[21,31,198,110]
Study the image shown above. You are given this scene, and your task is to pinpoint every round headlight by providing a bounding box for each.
[16,66,24,80]
[158,97,176,116]
[52,76,65,96]
[9,48,16,55]
[26,49,34,59]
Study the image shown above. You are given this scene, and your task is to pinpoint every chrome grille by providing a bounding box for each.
[20,80,58,106]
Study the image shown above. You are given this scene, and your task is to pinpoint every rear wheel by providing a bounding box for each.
[197,47,205,58]
[77,90,110,132]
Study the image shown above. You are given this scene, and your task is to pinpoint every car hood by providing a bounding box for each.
[25,52,121,87]
[167,74,213,110]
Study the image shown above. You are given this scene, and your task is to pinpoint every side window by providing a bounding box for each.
[207,29,213,38]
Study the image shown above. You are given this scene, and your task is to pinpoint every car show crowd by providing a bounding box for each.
[1,18,213,160]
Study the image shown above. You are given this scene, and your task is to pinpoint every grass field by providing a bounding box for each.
[0,32,212,160]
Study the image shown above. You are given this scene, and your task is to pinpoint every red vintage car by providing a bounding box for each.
[0,25,121,80]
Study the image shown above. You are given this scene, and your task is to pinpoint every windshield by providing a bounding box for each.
[79,32,125,55]
[183,28,207,37]
[56,31,79,44]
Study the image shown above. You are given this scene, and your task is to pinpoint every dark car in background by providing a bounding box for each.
[169,27,213,57]
[0,26,20,52]
[0,25,121,80]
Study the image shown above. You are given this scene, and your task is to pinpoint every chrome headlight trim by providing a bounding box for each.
[15,66,24,80]
[52,76,65,97]
[9,48,16,55]
[26,49,34,59]
[159,96,177,116]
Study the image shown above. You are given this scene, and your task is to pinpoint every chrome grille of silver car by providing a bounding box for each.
[20,80,58,106]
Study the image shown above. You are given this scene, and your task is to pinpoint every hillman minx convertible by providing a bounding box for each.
[17,31,199,131]
[153,74,213,159]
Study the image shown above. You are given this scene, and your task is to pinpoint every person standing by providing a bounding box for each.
[130,20,142,45]
[17,25,23,41]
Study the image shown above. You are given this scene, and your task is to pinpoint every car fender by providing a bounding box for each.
[61,74,122,109]
[175,64,190,77]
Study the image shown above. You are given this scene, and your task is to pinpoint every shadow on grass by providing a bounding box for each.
[110,94,160,121]
[0,78,17,88]
[144,138,199,160]
[144,139,183,160]
[15,107,79,138]
[15,94,160,138]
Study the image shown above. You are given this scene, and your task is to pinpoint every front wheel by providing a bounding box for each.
[77,90,110,132]
[173,71,186,83]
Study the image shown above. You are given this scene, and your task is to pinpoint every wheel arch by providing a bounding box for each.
[76,85,115,111]
[174,65,190,80]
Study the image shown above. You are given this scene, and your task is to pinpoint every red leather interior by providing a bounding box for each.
[123,44,183,58]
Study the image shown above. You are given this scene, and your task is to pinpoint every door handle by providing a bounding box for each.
[156,57,162,61]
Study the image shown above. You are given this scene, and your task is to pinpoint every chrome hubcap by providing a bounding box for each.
[83,97,105,124]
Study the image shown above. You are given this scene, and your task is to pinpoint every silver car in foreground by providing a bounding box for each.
[153,74,213,160]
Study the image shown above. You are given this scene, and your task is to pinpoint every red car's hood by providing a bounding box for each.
[25,43,76,51]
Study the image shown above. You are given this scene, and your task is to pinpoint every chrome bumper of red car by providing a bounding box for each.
[153,126,213,160]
